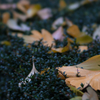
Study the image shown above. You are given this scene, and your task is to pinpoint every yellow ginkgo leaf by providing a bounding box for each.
[77,55,100,70]
[70,96,82,100]
[67,25,81,38]
[68,85,83,96]
[27,4,41,18]
[58,66,100,90]
[41,29,55,47]
[51,42,71,53]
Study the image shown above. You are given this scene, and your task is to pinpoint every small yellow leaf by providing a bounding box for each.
[76,34,93,44]
[70,96,82,100]
[1,41,11,46]
[2,12,10,24]
[68,85,83,96]
[67,25,81,38]
[41,29,55,47]
[59,0,67,10]
[51,42,71,53]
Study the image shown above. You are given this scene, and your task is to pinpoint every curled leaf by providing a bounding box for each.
[19,61,39,87]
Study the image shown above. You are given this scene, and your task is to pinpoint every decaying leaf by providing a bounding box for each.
[82,86,99,100]
[19,61,39,87]
[7,19,30,31]
[37,8,52,20]
[52,26,64,41]
[27,4,41,18]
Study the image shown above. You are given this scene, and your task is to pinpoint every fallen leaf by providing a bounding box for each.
[1,41,11,46]
[52,17,65,30]
[76,34,93,44]
[82,86,99,100]
[41,29,55,47]
[59,0,67,10]
[52,26,64,41]
[27,4,41,18]
[37,8,52,20]
[67,25,81,38]
[13,11,27,22]
[78,46,88,52]
[68,2,80,11]
[67,25,93,44]
[58,66,100,90]
[68,85,83,96]
[70,96,82,100]
[81,0,98,5]
[51,42,71,53]
[0,4,16,10]
[17,0,30,14]
[19,61,39,87]
[93,25,100,40]
[2,12,10,24]
[77,55,100,70]
[7,19,30,31]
